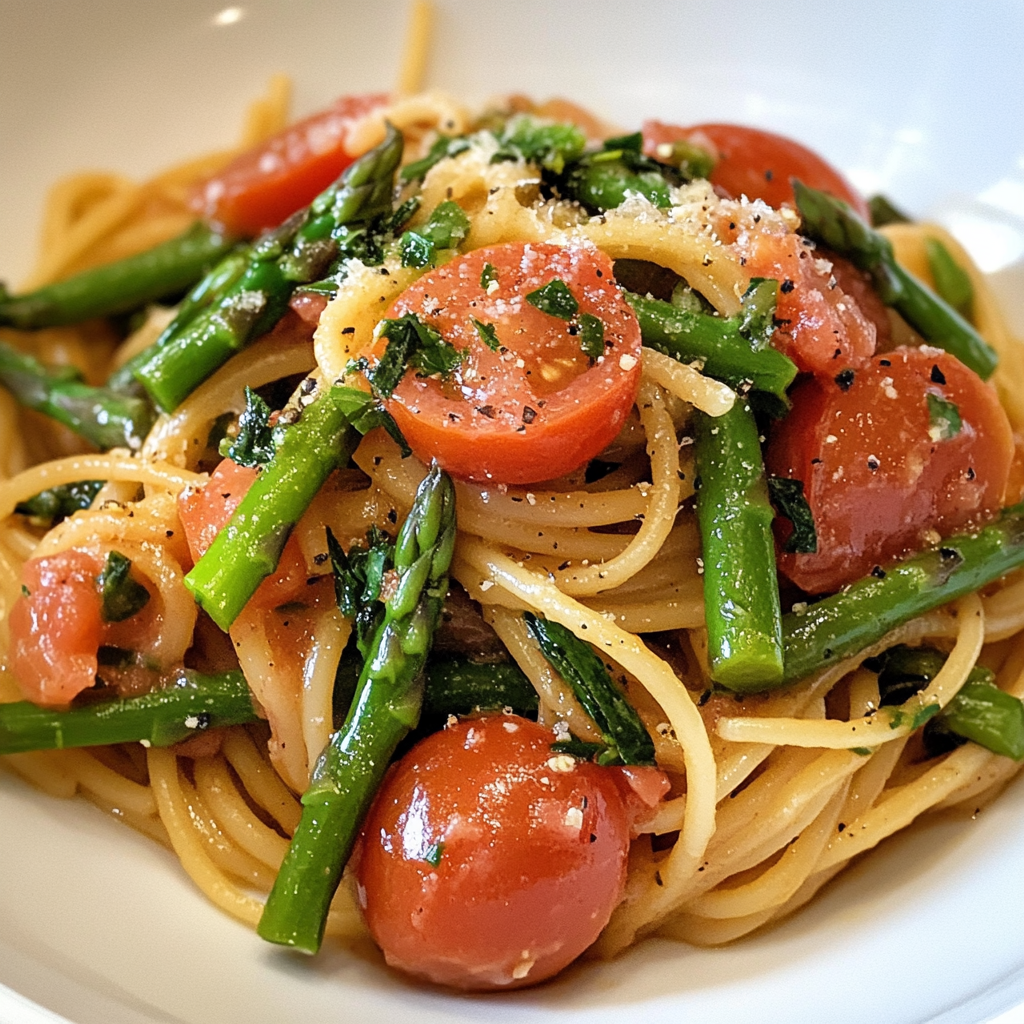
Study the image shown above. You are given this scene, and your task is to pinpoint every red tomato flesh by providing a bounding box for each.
[643,121,870,222]
[372,242,642,484]
[767,346,1014,594]
[190,93,388,236]
[178,457,310,610]
[358,714,636,990]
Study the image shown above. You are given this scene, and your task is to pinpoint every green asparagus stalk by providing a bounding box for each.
[0,670,257,755]
[625,288,798,401]
[420,656,538,721]
[781,504,1024,686]
[183,384,371,631]
[793,180,998,380]
[131,124,404,412]
[0,339,154,449]
[694,398,784,691]
[258,462,456,953]
[0,222,236,330]
[927,679,1024,760]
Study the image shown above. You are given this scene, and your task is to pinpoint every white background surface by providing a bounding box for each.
[1,2,1024,1022]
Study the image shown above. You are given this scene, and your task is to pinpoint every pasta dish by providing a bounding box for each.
[1,74,1023,992]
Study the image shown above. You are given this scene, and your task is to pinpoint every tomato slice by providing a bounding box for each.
[643,121,870,222]
[369,242,642,484]
[766,345,1014,594]
[190,93,388,236]
[357,714,636,989]
[178,457,310,610]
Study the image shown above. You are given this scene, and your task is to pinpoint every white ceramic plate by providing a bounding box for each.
[2,2,1024,1022]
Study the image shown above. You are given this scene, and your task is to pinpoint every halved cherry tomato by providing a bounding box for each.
[190,93,388,236]
[358,714,658,990]
[178,457,310,609]
[643,121,871,222]
[766,345,1014,594]
[370,242,642,484]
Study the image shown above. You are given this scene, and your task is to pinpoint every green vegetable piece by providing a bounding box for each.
[472,318,502,352]
[932,680,1024,760]
[258,462,456,954]
[651,138,716,180]
[926,393,962,441]
[0,669,258,755]
[867,194,912,227]
[767,476,817,554]
[221,386,275,467]
[371,313,464,397]
[925,237,974,321]
[96,551,150,623]
[184,385,370,631]
[15,479,104,527]
[494,117,587,174]
[523,612,655,766]
[625,291,797,402]
[694,399,785,690]
[526,278,579,320]
[0,221,236,330]
[327,525,394,657]
[781,505,1024,688]
[480,262,498,289]
[420,200,470,250]
[737,278,779,350]
[420,657,538,721]
[399,135,471,183]
[579,312,605,359]
[399,230,435,269]
[793,180,997,380]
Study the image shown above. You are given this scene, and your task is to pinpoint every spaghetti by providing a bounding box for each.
[1,79,1023,990]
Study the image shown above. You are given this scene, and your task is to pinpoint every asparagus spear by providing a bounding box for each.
[0,339,154,449]
[523,613,655,765]
[0,670,257,755]
[183,384,371,631]
[131,125,404,412]
[793,180,998,380]
[0,222,236,330]
[694,398,784,691]
[625,287,797,401]
[781,504,1024,687]
[258,462,456,953]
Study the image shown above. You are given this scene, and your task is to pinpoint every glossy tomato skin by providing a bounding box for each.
[643,121,870,222]
[190,93,388,236]
[357,714,634,990]
[375,242,642,484]
[766,345,1014,594]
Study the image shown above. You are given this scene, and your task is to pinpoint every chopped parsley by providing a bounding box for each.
[400,200,471,268]
[15,479,104,527]
[927,392,962,441]
[767,476,818,554]
[327,525,394,658]
[370,313,465,397]
[480,262,499,290]
[492,117,587,174]
[737,277,779,350]
[221,386,275,467]
[96,551,150,623]
[422,842,445,868]
[579,313,605,358]
[526,278,579,320]
[472,318,502,352]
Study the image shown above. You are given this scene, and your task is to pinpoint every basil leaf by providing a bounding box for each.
[480,262,499,290]
[767,476,818,554]
[96,551,150,623]
[221,386,275,468]
[526,279,579,320]
[738,277,779,350]
[400,230,435,269]
[15,479,104,527]
[579,312,605,358]
[472,318,502,352]
[420,200,469,250]
[369,314,464,398]
[927,392,962,441]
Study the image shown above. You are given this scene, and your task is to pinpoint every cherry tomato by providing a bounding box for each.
[766,346,1014,594]
[357,714,636,990]
[370,242,642,484]
[731,226,878,377]
[178,457,310,610]
[190,93,388,236]
[643,121,870,221]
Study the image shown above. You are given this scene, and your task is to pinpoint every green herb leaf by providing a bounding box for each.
[423,841,445,867]
[767,476,818,554]
[480,262,498,290]
[420,200,470,250]
[928,680,1024,760]
[399,135,471,183]
[649,138,716,180]
[493,117,587,174]
[602,132,644,154]
[579,312,605,358]
[523,612,656,766]
[221,386,275,467]
[472,318,502,352]
[925,237,974,320]
[526,279,579,321]
[370,314,464,398]
[96,551,150,623]
[15,479,104,527]
[738,278,779,350]
[927,392,962,441]
[400,230,436,269]
[327,525,395,658]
